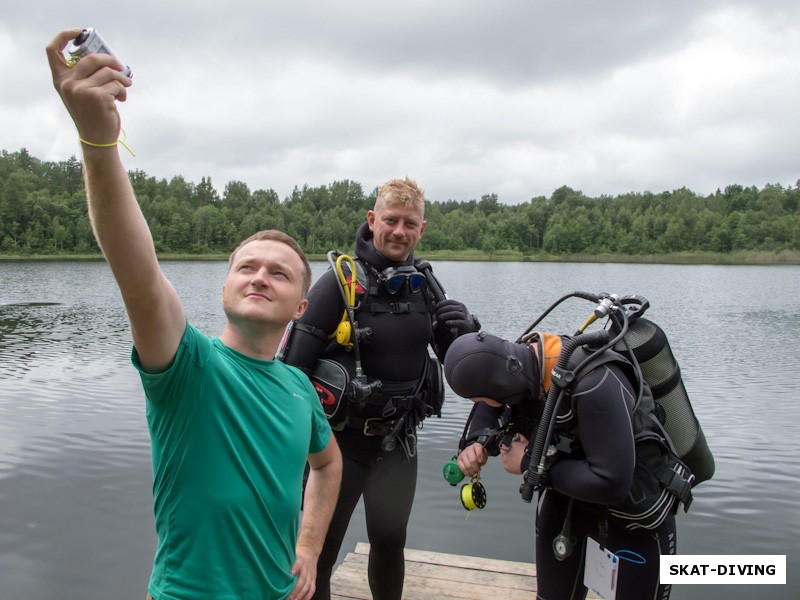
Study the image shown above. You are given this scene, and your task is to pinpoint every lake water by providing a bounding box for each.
[1,260,798,599]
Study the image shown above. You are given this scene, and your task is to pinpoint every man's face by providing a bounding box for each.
[222,239,308,329]
[367,201,427,262]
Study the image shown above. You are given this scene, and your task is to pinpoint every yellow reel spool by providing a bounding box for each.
[460,475,487,511]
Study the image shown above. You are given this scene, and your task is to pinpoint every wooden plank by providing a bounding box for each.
[393,574,533,600]
[333,543,602,599]
[332,567,532,599]
[406,548,537,578]
[355,542,537,577]
[338,553,536,593]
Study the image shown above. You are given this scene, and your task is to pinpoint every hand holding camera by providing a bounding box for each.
[67,28,132,78]
[46,28,133,148]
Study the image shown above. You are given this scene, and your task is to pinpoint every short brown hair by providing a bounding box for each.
[375,177,426,218]
[228,230,312,296]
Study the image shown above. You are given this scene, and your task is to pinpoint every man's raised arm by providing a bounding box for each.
[46,29,184,372]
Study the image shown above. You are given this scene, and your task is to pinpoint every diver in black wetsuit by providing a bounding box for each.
[281,177,479,600]
[444,331,677,600]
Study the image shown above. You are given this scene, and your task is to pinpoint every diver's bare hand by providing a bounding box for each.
[45,29,132,146]
[457,443,488,477]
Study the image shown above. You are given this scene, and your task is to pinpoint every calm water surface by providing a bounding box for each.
[1,261,798,599]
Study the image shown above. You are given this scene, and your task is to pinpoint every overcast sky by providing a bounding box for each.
[4,1,799,204]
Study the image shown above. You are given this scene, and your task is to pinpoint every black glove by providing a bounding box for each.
[434,299,479,337]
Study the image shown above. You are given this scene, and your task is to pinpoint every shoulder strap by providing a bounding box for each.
[564,344,674,448]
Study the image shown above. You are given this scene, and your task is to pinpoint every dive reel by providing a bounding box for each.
[442,458,487,512]
[441,402,511,513]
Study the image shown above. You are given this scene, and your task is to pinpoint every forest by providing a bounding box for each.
[1,148,798,260]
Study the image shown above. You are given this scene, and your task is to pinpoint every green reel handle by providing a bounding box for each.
[442,458,465,486]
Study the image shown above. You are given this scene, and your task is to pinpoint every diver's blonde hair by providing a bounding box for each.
[375,177,426,218]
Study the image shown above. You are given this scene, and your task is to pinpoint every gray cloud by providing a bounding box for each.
[4,0,799,204]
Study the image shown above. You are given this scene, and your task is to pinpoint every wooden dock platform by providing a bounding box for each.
[331,542,601,599]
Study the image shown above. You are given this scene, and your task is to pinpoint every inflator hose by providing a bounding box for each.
[520,329,610,502]
[415,259,448,303]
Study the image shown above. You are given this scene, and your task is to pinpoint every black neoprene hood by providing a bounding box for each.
[443,332,538,404]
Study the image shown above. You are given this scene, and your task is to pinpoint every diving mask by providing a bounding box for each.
[380,266,426,295]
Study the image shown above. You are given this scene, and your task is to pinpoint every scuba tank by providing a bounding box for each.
[612,316,715,484]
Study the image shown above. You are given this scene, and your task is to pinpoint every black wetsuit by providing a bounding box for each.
[283,222,460,600]
[469,358,676,600]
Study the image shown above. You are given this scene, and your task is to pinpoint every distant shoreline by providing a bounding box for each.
[2,250,799,265]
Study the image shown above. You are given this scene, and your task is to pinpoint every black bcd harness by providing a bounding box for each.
[306,256,446,453]
[544,343,694,534]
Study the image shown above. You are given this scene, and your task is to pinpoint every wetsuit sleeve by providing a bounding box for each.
[546,363,637,505]
[282,269,343,371]
[466,401,504,437]
[462,402,506,454]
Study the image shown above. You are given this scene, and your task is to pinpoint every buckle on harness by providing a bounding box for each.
[663,469,695,511]
[363,418,395,437]
[390,301,411,313]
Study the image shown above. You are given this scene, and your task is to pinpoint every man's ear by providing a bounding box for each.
[293,298,309,320]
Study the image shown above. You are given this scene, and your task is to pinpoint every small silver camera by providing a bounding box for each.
[67,28,132,78]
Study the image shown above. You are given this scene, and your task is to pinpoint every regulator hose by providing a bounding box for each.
[517,291,602,343]
[520,328,610,502]
[328,251,365,376]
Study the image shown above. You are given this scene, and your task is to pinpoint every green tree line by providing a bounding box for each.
[2,148,798,258]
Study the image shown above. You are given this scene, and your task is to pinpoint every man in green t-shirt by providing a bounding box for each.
[47,29,342,600]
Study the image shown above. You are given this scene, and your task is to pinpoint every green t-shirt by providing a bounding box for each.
[133,323,331,600]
